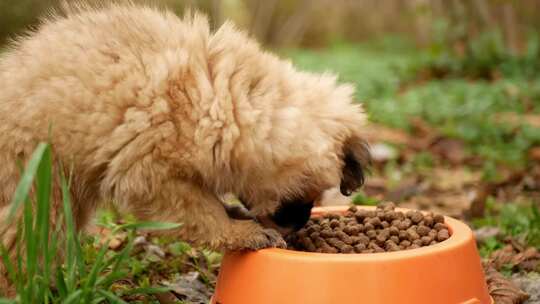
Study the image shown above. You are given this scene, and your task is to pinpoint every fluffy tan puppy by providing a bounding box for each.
[0,2,368,269]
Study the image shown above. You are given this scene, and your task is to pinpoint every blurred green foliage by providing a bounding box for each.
[285,40,540,169]
[421,19,540,79]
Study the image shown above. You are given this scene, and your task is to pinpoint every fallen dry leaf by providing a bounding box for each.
[484,264,529,304]
[490,244,540,272]
[430,168,480,192]
[429,137,466,165]
[529,147,540,162]
[494,112,540,128]
[361,123,411,145]
[163,271,213,304]
[384,178,427,202]
[400,190,475,217]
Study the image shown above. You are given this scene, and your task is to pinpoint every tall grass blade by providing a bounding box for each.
[97,290,128,304]
[7,143,48,221]
[35,144,52,294]
[60,174,85,291]
[55,264,68,300]
[23,196,36,303]
[82,241,109,304]
[63,290,83,304]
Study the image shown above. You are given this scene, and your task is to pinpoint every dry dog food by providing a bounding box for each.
[286,202,450,254]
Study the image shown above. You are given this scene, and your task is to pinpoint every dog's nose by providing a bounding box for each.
[269,199,314,232]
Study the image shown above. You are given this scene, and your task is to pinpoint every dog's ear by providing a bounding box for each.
[340,136,370,196]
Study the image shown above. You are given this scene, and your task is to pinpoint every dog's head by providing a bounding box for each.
[236,74,371,235]
[207,33,371,234]
[255,135,370,235]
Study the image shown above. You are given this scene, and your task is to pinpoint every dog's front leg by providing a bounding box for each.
[117,179,286,251]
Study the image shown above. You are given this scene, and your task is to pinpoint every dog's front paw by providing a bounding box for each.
[246,228,287,250]
[229,222,287,251]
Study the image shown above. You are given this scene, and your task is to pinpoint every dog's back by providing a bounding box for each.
[0,3,210,217]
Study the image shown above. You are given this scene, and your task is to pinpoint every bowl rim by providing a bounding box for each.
[249,205,472,262]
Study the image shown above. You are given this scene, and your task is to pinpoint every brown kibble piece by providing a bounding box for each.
[417,225,430,237]
[437,229,450,242]
[385,240,400,251]
[364,223,375,231]
[310,231,321,239]
[376,234,388,244]
[343,225,359,235]
[400,240,411,247]
[369,242,385,253]
[348,205,358,213]
[297,228,308,238]
[330,219,340,228]
[409,211,424,224]
[368,217,381,227]
[321,244,338,253]
[406,227,420,241]
[405,210,415,219]
[434,223,446,231]
[307,226,318,234]
[366,230,377,239]
[389,235,400,244]
[313,236,326,247]
[357,234,370,245]
[423,216,434,227]
[336,231,354,245]
[377,202,396,211]
[381,221,390,228]
[421,236,432,246]
[398,219,412,230]
[389,226,399,236]
[341,245,354,253]
[355,210,368,221]
[326,238,346,248]
[302,238,316,252]
[434,214,444,224]
[366,210,377,218]
[320,228,334,238]
[398,230,408,240]
[386,211,399,221]
[354,243,366,253]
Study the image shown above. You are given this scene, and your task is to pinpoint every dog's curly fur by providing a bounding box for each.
[0,2,369,282]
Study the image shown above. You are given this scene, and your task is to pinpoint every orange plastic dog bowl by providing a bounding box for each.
[212,206,492,304]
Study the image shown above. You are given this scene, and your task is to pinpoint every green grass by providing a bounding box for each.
[0,143,181,303]
[473,198,540,253]
[284,43,540,169]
